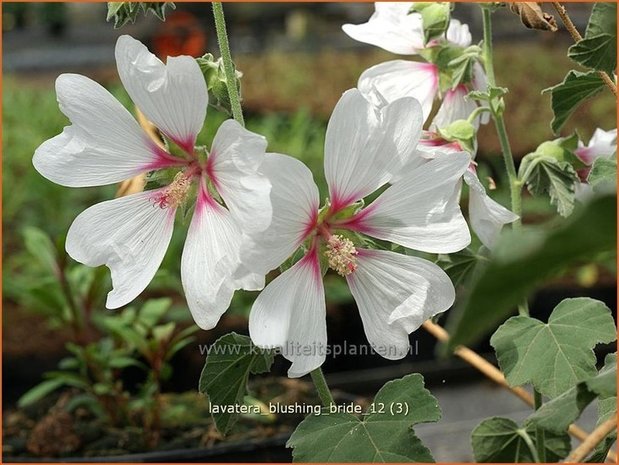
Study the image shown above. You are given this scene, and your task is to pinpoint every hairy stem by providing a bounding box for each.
[212,2,245,126]
[310,367,335,407]
[533,389,546,462]
[481,6,529,316]
[552,2,617,97]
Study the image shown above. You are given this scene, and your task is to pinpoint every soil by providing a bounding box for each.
[2,377,360,460]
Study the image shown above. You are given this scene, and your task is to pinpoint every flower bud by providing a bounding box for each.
[196,53,243,116]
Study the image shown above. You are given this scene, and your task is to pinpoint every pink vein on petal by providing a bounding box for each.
[142,139,187,171]
[299,247,321,285]
[337,202,380,235]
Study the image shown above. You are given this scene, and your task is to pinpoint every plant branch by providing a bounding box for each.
[552,2,617,97]
[421,320,617,462]
[565,414,617,462]
[310,367,335,407]
[212,2,245,126]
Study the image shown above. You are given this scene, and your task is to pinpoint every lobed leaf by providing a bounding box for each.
[490,298,616,398]
[527,353,616,433]
[544,70,605,134]
[472,417,570,462]
[287,374,440,462]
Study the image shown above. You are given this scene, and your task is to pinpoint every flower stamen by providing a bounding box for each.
[153,171,192,209]
[325,234,358,276]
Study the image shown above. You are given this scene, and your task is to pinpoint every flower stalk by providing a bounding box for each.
[481,6,529,316]
[310,367,335,407]
[212,2,245,126]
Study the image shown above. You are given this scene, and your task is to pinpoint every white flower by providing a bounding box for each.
[574,128,617,201]
[243,90,471,377]
[343,3,487,124]
[410,133,518,249]
[33,35,271,329]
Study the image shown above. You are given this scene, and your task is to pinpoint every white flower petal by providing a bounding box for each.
[430,85,479,131]
[346,152,472,253]
[348,249,454,360]
[358,60,438,121]
[342,2,423,55]
[181,189,254,330]
[576,128,617,164]
[238,153,319,277]
[464,170,519,249]
[115,35,207,153]
[66,190,175,309]
[325,89,423,210]
[33,74,170,188]
[249,250,326,378]
[446,19,472,47]
[208,119,271,233]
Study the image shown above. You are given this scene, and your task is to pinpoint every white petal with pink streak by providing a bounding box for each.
[249,251,327,377]
[66,190,175,309]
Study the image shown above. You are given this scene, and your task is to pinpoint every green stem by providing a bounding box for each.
[533,390,546,462]
[310,367,335,407]
[518,429,541,463]
[482,6,529,317]
[212,2,244,126]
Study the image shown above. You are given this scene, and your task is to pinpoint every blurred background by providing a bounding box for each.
[3,2,616,462]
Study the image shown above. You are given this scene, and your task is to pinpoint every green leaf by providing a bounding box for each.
[198,333,274,434]
[138,298,172,328]
[588,155,617,193]
[18,379,65,407]
[586,3,617,38]
[23,227,59,276]
[569,34,616,75]
[544,70,605,134]
[519,153,578,217]
[287,374,440,462]
[106,2,175,28]
[436,247,486,288]
[528,353,616,433]
[472,417,571,462]
[445,194,616,350]
[491,298,616,398]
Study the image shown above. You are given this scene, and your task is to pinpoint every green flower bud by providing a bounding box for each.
[196,53,243,116]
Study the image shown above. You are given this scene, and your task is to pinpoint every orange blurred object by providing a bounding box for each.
[153,11,207,58]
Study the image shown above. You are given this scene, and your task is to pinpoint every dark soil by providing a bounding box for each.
[2,377,360,461]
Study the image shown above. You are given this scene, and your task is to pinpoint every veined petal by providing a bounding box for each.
[325,89,423,211]
[249,250,326,378]
[33,74,170,188]
[181,188,256,330]
[66,190,175,309]
[347,249,454,360]
[115,35,207,153]
[238,153,319,277]
[342,2,424,55]
[446,19,472,47]
[345,152,472,253]
[431,85,479,131]
[358,60,438,121]
[208,119,271,233]
[464,170,518,249]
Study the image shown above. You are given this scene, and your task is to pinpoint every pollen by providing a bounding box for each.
[325,234,358,277]
[153,172,192,209]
